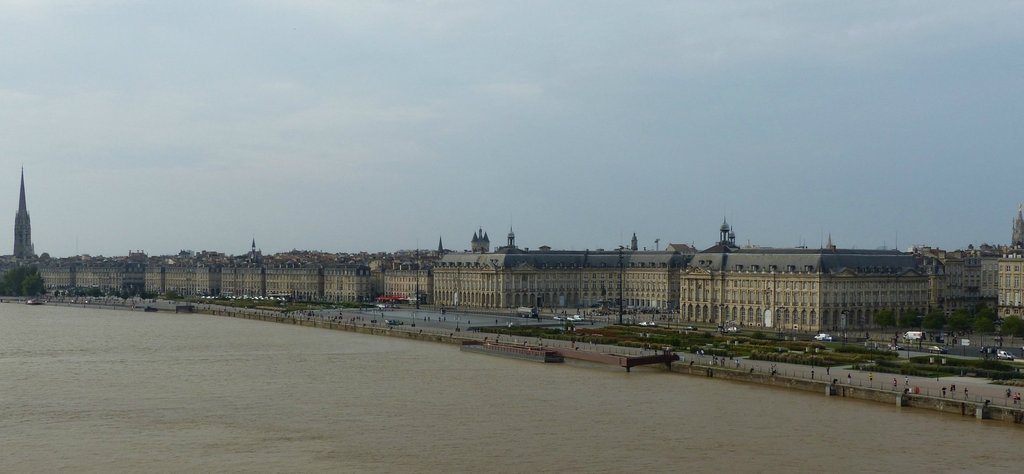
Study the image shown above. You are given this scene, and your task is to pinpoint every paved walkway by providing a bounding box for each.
[679,352,1023,408]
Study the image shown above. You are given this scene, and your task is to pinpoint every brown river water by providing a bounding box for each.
[0,304,1018,473]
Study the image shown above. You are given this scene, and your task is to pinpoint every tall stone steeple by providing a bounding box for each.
[630,233,638,251]
[1013,204,1024,248]
[13,168,34,259]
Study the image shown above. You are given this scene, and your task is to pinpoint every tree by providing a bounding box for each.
[21,273,44,296]
[1000,316,1024,345]
[948,309,972,333]
[974,316,995,334]
[922,310,946,332]
[976,307,997,324]
[0,266,45,297]
[874,310,896,331]
[898,312,921,329]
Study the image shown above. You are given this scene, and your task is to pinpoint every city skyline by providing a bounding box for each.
[2,2,1022,257]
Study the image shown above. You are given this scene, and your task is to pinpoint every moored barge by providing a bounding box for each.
[460,341,564,363]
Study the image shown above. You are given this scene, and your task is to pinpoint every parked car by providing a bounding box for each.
[926,345,947,354]
[813,333,834,342]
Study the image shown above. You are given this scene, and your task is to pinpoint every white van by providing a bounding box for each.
[903,331,924,342]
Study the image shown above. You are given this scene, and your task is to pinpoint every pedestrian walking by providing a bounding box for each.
[904,376,909,387]
[942,387,947,397]
[965,387,969,400]
[847,374,852,385]
[893,378,898,389]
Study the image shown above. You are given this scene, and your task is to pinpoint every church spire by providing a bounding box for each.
[18,167,27,212]
[1013,204,1024,248]
[14,167,34,259]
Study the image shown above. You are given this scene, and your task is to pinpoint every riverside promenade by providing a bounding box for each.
[15,297,1024,426]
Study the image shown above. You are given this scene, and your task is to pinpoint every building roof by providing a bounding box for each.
[438,249,687,270]
[688,247,922,276]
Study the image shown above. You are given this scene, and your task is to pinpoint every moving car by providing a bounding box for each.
[813,333,834,342]
[997,350,1015,360]
[569,315,584,322]
[926,345,947,354]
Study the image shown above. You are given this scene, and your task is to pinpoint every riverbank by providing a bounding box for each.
[13,298,1024,427]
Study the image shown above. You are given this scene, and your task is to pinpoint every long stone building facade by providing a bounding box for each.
[433,230,690,311]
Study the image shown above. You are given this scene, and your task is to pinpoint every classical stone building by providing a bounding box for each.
[220,265,266,298]
[382,264,432,304]
[679,223,930,333]
[323,265,372,302]
[265,263,322,300]
[433,230,688,310]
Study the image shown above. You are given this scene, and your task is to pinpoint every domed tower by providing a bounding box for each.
[718,218,737,248]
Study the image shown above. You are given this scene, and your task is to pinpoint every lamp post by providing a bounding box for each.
[618,246,624,325]
[413,250,421,310]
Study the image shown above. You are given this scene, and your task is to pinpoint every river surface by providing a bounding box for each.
[0,304,1018,473]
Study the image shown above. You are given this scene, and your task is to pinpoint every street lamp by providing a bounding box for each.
[618,247,624,325]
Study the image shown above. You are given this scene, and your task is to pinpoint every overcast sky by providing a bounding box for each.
[2,1,1022,258]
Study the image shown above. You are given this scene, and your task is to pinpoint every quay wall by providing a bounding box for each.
[205,308,468,346]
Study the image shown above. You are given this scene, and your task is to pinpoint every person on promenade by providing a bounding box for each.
[942,386,947,397]
[893,378,897,390]
[964,387,968,400]
[847,374,852,385]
